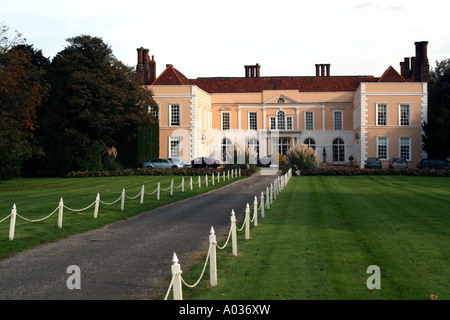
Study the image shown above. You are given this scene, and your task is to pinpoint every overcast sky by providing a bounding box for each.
[2,0,449,79]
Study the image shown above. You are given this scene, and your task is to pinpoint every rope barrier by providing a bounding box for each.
[165,168,293,300]
[2,172,244,241]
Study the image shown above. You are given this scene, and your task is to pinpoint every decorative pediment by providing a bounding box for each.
[219,106,232,111]
[263,94,299,105]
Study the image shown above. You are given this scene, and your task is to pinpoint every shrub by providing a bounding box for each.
[286,144,319,170]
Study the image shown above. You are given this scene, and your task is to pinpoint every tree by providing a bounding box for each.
[39,35,157,175]
[422,59,450,160]
[0,25,49,179]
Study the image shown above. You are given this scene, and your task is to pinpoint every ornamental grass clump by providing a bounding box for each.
[286,144,320,170]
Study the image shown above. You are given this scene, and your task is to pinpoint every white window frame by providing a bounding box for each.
[376,137,389,160]
[270,111,293,130]
[270,116,276,130]
[169,136,181,158]
[221,111,230,131]
[376,103,388,126]
[305,111,314,130]
[169,104,180,126]
[286,116,293,130]
[399,137,412,161]
[333,110,343,130]
[399,104,411,126]
[148,104,160,120]
[248,112,258,130]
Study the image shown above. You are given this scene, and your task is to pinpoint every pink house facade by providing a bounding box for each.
[137,42,430,168]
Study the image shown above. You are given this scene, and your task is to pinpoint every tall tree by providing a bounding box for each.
[39,35,156,175]
[0,25,49,179]
[422,59,450,160]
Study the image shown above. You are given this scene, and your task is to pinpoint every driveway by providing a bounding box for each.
[0,171,279,300]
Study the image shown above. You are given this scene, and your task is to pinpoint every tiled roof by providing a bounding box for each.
[378,66,408,82]
[151,65,406,93]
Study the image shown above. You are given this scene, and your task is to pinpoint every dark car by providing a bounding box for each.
[389,158,408,169]
[364,157,382,169]
[417,158,450,169]
[191,157,220,168]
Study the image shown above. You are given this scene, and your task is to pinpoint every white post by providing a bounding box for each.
[266,187,270,210]
[231,210,237,256]
[209,227,218,287]
[253,196,258,227]
[190,177,193,191]
[171,253,183,300]
[273,181,277,200]
[227,170,230,180]
[94,193,100,218]
[9,204,17,241]
[205,174,208,187]
[157,183,160,200]
[245,203,250,240]
[223,171,225,181]
[140,185,145,204]
[198,176,201,188]
[231,169,234,179]
[170,180,174,196]
[58,198,64,228]
[212,173,215,186]
[217,172,220,183]
[239,167,241,176]
[270,184,273,205]
[260,192,265,219]
[121,189,125,211]
[181,177,185,193]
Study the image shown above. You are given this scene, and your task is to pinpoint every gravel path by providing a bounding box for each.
[0,171,278,300]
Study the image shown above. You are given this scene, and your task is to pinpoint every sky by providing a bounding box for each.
[2,0,449,79]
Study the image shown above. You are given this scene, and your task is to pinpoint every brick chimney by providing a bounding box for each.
[136,47,156,85]
[315,64,330,77]
[245,64,261,78]
[399,41,429,82]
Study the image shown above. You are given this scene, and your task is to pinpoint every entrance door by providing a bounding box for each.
[275,138,291,156]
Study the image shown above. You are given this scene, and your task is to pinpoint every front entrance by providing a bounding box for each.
[274,138,291,156]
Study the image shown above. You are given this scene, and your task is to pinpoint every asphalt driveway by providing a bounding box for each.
[0,171,279,300]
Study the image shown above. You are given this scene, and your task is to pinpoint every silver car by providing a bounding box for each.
[389,158,408,169]
[168,157,191,168]
[142,158,181,169]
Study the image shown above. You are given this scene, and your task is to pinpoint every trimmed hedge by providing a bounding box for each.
[297,167,450,177]
[66,167,255,178]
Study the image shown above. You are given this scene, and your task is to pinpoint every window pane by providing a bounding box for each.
[400,137,411,160]
[222,113,230,131]
[400,105,410,126]
[377,137,388,160]
[170,137,180,157]
[277,111,286,130]
[287,117,293,130]
[170,104,180,126]
[377,104,387,126]
[249,112,257,130]
[334,111,343,130]
[333,138,345,162]
[305,112,314,130]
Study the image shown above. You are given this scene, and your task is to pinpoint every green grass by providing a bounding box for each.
[0,174,245,260]
[174,176,450,300]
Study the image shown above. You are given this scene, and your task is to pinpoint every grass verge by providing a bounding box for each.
[172,175,449,300]
[0,174,245,260]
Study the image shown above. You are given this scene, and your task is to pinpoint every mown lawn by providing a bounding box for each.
[0,174,244,260]
[176,175,450,300]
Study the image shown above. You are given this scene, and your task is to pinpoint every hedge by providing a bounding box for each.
[297,167,450,177]
[66,167,255,178]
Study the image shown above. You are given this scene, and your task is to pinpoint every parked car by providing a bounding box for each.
[168,157,191,168]
[364,157,382,169]
[257,156,272,167]
[416,158,450,169]
[142,158,181,169]
[389,158,408,169]
[191,157,221,168]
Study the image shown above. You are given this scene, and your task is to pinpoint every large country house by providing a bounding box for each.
[136,42,430,168]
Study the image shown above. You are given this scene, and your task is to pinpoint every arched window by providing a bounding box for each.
[333,138,345,162]
[304,138,316,150]
[222,138,232,162]
[277,110,286,130]
[248,138,260,157]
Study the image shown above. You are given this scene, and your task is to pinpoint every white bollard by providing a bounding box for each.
[121,189,125,211]
[231,210,237,256]
[209,227,218,287]
[181,177,185,193]
[266,187,270,210]
[171,253,183,300]
[9,204,17,241]
[58,198,64,228]
[245,203,250,240]
[94,193,100,218]
[223,171,225,181]
[140,185,145,204]
[217,172,220,183]
[270,184,273,205]
[170,180,174,196]
[157,183,160,200]
[227,170,230,180]
[190,177,193,191]
[198,176,201,188]
[231,169,234,179]
[253,196,258,227]
[205,174,208,187]
[261,192,265,219]
[239,167,241,176]
[212,173,215,186]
